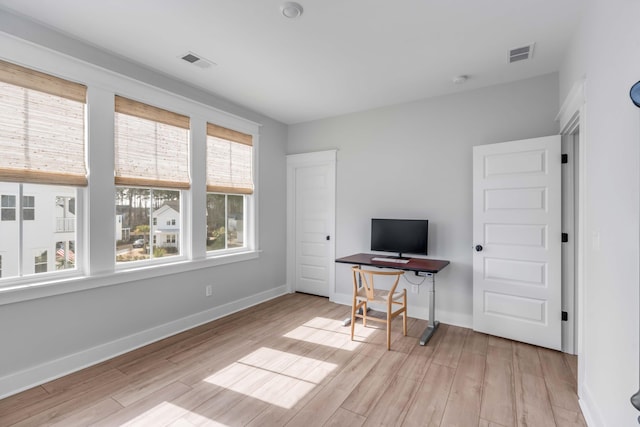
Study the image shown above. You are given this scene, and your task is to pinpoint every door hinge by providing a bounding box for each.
[562,233,569,243]
[562,311,568,321]
[562,153,568,164]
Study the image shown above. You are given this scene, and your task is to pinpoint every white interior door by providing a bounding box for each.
[286,151,336,298]
[473,136,562,350]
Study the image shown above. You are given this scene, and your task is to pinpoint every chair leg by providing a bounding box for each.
[386,310,392,351]
[403,293,407,336]
[362,302,367,327]
[350,298,357,341]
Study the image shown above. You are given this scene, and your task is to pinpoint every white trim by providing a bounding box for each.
[558,80,590,418]
[0,250,260,306]
[0,283,287,400]
[578,382,605,427]
[556,79,586,132]
[286,150,337,298]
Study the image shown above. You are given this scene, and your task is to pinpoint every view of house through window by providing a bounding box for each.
[206,193,245,251]
[0,183,77,279]
[116,188,181,262]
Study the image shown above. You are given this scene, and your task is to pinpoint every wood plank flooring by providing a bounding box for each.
[0,293,586,426]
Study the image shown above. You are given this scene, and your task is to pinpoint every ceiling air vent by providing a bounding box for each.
[180,52,216,69]
[508,43,535,63]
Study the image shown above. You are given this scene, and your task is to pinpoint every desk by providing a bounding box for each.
[335,253,450,345]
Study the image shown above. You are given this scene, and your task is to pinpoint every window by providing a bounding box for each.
[22,195,35,220]
[114,96,189,263]
[0,60,86,282]
[206,123,253,252]
[1,195,16,221]
[206,193,246,250]
[34,249,47,274]
[56,240,75,270]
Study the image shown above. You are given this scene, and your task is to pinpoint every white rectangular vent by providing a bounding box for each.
[508,43,535,63]
[180,52,216,69]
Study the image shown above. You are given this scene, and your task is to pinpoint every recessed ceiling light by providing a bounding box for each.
[281,2,303,19]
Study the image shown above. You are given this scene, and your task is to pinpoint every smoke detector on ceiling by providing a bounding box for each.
[452,75,468,84]
[508,43,535,63]
[281,2,303,19]
[180,52,216,69]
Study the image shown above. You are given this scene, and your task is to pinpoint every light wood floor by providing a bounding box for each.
[0,293,586,426]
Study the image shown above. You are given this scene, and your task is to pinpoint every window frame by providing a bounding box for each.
[1,194,16,221]
[34,249,48,274]
[22,195,35,221]
[0,38,260,306]
[206,192,251,254]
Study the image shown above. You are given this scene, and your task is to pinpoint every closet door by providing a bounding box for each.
[287,150,336,297]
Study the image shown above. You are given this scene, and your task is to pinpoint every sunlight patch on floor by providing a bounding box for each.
[204,347,337,409]
[283,316,376,349]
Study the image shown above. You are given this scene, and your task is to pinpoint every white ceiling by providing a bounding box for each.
[0,0,584,124]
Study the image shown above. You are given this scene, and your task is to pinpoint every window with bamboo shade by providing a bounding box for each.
[114,96,189,263]
[0,60,83,281]
[206,123,253,252]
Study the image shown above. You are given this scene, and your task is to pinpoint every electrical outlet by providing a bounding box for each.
[205,285,213,297]
[411,284,419,294]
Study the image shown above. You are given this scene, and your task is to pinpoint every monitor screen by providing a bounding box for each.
[370,218,429,257]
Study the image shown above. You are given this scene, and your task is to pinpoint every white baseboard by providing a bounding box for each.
[330,291,473,329]
[0,285,288,400]
[578,382,605,427]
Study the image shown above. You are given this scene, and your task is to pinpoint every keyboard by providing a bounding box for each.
[371,257,410,264]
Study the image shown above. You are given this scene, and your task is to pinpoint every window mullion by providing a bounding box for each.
[18,183,23,276]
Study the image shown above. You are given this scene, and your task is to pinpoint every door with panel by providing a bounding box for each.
[287,151,336,298]
[472,136,562,350]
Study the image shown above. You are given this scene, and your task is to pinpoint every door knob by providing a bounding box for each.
[475,245,483,252]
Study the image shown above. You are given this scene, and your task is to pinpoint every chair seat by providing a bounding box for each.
[355,287,404,303]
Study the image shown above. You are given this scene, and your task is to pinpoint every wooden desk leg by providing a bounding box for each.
[419,273,440,345]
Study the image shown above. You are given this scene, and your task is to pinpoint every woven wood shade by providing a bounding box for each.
[0,61,87,186]
[115,96,190,189]
[206,123,253,194]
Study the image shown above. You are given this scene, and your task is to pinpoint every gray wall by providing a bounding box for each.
[559,0,640,424]
[288,73,560,326]
[0,11,288,395]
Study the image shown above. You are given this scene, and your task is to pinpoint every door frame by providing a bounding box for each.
[556,80,587,372]
[286,150,337,299]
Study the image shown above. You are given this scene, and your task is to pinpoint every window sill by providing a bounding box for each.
[0,250,260,307]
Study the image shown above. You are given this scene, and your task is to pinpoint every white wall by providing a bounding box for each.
[559,0,640,425]
[288,73,559,326]
[0,11,288,397]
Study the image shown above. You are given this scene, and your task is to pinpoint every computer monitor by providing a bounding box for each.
[370,218,429,258]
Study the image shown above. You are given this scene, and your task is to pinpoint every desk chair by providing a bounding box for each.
[350,266,407,350]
